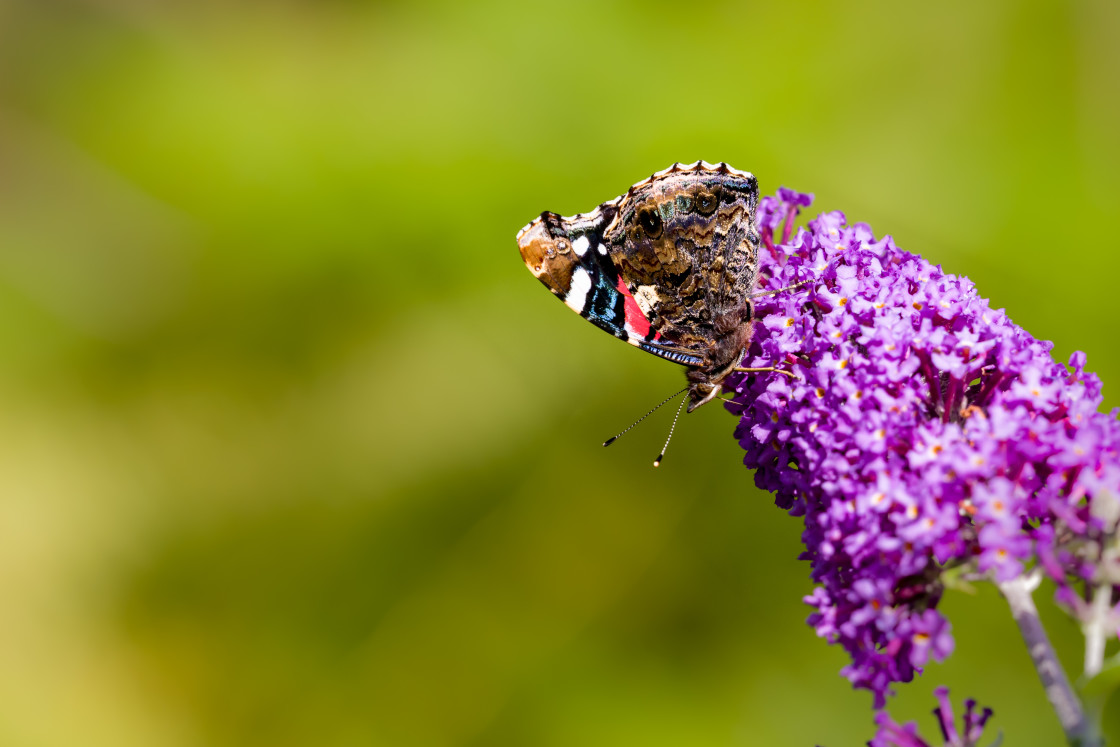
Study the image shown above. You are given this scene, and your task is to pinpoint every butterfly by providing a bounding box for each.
[517,161,796,434]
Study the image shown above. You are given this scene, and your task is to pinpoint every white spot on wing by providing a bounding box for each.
[572,236,590,256]
[597,243,608,255]
[516,219,539,240]
[565,266,592,313]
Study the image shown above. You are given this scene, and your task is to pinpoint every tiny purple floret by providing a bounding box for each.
[870,687,994,747]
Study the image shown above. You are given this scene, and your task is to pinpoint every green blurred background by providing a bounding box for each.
[0,0,1117,745]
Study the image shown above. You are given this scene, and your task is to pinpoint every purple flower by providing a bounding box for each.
[870,688,994,747]
[729,189,1120,707]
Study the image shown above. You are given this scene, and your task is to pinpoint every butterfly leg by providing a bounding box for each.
[753,245,856,301]
[750,278,814,299]
[733,366,796,379]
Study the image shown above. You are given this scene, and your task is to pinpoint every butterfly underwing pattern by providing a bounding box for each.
[517,161,783,413]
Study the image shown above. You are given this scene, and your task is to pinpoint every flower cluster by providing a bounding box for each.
[870,687,994,747]
[727,189,1120,706]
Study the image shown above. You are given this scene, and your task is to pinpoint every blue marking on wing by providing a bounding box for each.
[637,342,704,367]
[581,264,628,340]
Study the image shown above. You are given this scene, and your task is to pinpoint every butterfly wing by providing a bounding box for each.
[518,162,761,370]
[602,163,761,368]
[518,199,707,367]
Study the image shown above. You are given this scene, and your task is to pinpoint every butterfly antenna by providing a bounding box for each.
[603,387,687,447]
[652,393,688,468]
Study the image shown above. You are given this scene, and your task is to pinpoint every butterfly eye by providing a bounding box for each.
[695,191,718,215]
[637,209,663,238]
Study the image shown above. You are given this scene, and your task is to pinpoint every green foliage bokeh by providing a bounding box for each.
[0,1,1117,745]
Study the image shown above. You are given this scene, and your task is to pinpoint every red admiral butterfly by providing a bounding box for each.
[518,161,793,432]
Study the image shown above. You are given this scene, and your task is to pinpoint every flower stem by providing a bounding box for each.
[1083,584,1110,680]
[999,575,1101,747]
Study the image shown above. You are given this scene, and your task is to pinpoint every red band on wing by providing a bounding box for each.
[615,275,653,339]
